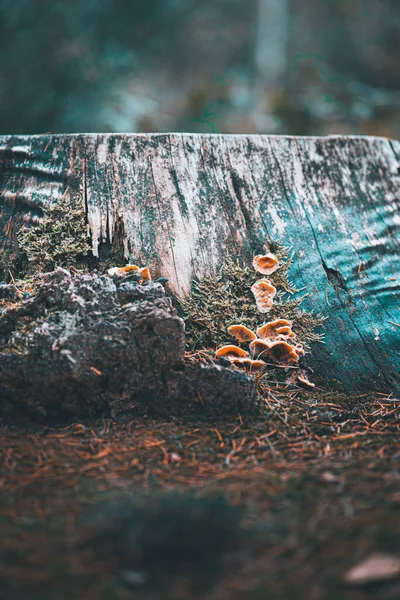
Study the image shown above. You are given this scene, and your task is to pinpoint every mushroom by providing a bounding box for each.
[275,326,296,338]
[251,279,276,313]
[108,265,137,277]
[230,358,267,371]
[108,264,152,282]
[215,345,249,359]
[227,324,256,342]
[264,341,300,365]
[253,253,280,275]
[139,267,151,281]
[297,373,315,388]
[249,338,273,358]
[122,265,140,273]
[256,319,295,340]
[294,344,305,356]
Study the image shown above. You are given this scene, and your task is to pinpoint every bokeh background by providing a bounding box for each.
[0,0,399,137]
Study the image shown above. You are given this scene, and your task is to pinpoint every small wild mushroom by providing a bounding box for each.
[256,319,295,340]
[215,345,249,359]
[227,324,256,342]
[139,267,151,282]
[251,279,276,313]
[249,338,273,358]
[253,253,280,275]
[108,264,152,282]
[108,265,138,277]
[264,341,300,365]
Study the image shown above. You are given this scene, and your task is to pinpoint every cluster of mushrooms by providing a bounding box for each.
[215,253,313,386]
[107,264,152,283]
[107,257,314,387]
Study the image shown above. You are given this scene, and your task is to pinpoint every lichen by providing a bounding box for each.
[180,241,326,354]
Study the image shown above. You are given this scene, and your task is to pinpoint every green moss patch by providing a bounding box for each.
[180,240,326,353]
[16,193,90,278]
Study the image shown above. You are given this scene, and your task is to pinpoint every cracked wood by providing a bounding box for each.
[0,133,399,394]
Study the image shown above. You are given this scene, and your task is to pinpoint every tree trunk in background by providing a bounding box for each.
[253,0,289,131]
[0,133,399,395]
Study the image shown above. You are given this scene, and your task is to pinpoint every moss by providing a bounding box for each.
[180,240,326,354]
[16,193,90,277]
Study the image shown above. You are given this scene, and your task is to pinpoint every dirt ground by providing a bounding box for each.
[0,387,399,600]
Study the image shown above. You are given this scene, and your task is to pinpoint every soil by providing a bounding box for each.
[1,387,399,600]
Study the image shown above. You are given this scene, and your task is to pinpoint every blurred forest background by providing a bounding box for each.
[0,0,399,137]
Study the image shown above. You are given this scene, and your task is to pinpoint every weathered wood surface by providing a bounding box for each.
[0,133,399,394]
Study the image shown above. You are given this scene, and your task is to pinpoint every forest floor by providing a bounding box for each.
[0,387,399,600]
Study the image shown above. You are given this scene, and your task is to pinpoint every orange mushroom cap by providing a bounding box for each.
[122,265,140,273]
[139,267,151,281]
[249,338,273,358]
[276,326,296,337]
[108,264,152,282]
[264,341,300,365]
[108,266,134,277]
[294,344,305,356]
[256,319,293,339]
[251,279,277,313]
[227,324,256,342]
[230,357,266,371]
[253,253,280,275]
[108,265,139,277]
[215,345,249,359]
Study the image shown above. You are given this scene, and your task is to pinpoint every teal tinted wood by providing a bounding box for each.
[0,134,399,393]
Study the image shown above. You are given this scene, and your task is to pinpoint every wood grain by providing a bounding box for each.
[1,133,399,394]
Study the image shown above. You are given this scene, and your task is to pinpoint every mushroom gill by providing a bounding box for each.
[230,358,267,371]
[264,341,300,365]
[249,338,273,358]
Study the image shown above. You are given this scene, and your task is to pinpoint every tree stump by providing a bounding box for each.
[0,133,399,395]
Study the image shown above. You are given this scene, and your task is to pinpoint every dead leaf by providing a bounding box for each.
[343,553,400,585]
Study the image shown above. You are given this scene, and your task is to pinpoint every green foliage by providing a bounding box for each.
[180,241,326,352]
[17,194,90,275]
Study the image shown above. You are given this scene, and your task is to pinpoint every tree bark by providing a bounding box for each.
[0,133,399,395]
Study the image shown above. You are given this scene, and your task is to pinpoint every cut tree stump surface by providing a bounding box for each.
[0,133,399,394]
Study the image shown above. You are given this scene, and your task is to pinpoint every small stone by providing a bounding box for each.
[343,553,400,585]
[320,471,340,484]
[170,452,182,463]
